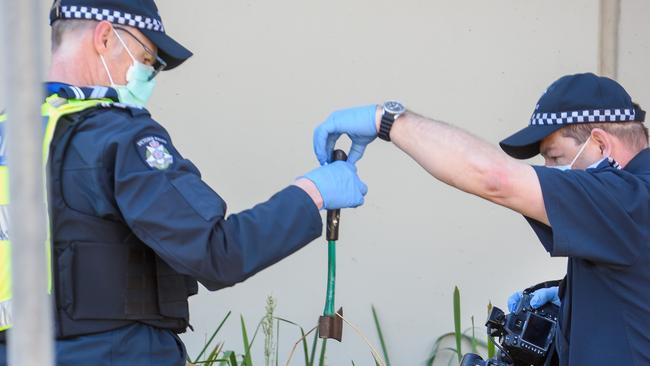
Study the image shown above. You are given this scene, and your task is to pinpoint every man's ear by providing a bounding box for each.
[591,128,613,157]
[93,21,114,56]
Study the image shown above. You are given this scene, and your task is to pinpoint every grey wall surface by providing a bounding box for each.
[1,1,649,365]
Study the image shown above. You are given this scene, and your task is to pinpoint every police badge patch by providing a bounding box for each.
[136,136,174,170]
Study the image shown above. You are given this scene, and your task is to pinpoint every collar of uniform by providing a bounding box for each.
[45,82,119,102]
[623,148,650,175]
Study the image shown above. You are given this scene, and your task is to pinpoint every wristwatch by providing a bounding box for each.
[378,101,406,141]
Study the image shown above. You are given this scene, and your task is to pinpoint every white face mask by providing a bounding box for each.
[549,136,605,171]
[99,27,156,107]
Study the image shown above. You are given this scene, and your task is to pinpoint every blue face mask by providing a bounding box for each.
[549,136,606,171]
[585,157,607,170]
[99,28,156,107]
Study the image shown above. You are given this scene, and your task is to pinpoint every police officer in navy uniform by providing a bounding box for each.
[0,0,369,365]
[313,73,650,365]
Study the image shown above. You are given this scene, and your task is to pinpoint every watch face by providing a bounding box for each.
[384,100,406,115]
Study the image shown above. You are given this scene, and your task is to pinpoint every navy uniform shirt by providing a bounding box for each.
[46,82,323,290]
[1,82,323,366]
[526,150,650,365]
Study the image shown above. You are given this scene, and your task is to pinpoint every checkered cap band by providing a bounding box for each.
[59,5,164,32]
[530,108,636,126]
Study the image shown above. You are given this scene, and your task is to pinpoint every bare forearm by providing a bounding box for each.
[377,110,547,223]
[380,111,510,199]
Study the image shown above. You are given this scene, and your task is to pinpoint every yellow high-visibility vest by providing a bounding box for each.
[0,94,111,331]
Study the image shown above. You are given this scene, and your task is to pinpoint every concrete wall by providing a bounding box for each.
[1,0,649,364]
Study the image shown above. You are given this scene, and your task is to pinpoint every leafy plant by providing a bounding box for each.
[193,289,494,366]
[487,303,496,359]
[191,296,332,366]
[262,296,277,366]
[454,286,462,363]
[192,310,232,365]
[240,315,254,366]
[420,287,491,366]
[371,305,392,366]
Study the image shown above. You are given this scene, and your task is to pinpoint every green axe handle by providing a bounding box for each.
[319,149,347,341]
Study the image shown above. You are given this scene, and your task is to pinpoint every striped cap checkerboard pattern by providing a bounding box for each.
[57,5,165,32]
[530,108,636,126]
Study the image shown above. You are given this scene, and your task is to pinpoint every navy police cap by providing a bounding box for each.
[49,0,192,70]
[500,73,646,159]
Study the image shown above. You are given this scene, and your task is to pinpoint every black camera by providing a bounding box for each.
[461,284,560,366]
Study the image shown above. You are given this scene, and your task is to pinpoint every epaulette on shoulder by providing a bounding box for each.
[99,102,151,118]
[52,85,150,119]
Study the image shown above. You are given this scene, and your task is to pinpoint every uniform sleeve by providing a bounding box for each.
[109,117,323,290]
[526,165,648,266]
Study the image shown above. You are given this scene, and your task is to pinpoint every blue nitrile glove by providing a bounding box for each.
[313,105,378,166]
[507,291,523,313]
[507,287,561,313]
[529,287,561,309]
[302,161,369,210]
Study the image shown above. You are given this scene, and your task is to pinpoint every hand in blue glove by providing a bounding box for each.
[302,161,368,210]
[313,105,378,166]
[507,291,523,313]
[529,287,561,308]
[507,287,561,313]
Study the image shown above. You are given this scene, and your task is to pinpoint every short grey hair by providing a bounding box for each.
[51,19,97,52]
[561,119,649,151]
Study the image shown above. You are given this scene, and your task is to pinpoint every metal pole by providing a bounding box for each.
[1,0,55,365]
[599,0,621,79]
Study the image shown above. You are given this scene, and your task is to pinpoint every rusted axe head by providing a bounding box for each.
[318,307,343,342]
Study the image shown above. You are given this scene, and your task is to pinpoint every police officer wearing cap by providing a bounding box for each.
[0,0,369,365]
[313,73,650,365]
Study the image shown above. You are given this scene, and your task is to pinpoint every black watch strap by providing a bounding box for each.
[378,112,396,141]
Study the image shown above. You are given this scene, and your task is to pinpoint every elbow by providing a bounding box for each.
[208,256,252,289]
[477,164,515,204]
[200,238,252,290]
[200,265,248,291]
[450,151,518,205]
[192,259,246,291]
[200,276,238,292]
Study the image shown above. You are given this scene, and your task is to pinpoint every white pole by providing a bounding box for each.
[599,0,621,79]
[1,0,55,365]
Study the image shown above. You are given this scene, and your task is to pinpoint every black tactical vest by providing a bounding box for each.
[0,106,198,342]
